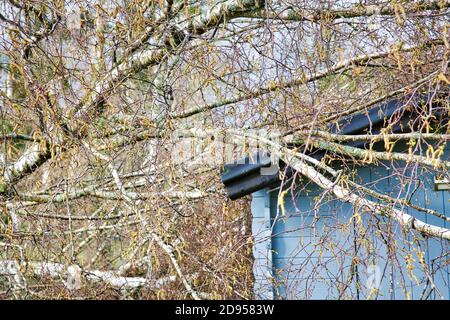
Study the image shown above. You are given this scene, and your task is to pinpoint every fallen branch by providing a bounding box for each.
[233,131,450,241]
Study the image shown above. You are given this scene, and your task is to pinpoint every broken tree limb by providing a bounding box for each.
[232,131,450,241]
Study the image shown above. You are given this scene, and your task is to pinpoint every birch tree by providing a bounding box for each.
[0,0,449,299]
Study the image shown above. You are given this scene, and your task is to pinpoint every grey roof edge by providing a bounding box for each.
[221,93,448,200]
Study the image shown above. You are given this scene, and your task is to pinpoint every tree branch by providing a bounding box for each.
[231,131,450,241]
[174,41,442,119]
[241,0,449,22]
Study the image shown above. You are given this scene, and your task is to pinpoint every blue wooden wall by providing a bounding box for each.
[252,144,450,299]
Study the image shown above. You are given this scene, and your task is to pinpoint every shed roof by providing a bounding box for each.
[221,94,447,200]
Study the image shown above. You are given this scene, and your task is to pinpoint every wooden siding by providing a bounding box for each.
[252,145,450,299]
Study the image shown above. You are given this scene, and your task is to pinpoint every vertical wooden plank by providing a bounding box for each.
[421,168,449,300]
[251,189,274,299]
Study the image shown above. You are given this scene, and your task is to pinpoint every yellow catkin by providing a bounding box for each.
[278,189,289,221]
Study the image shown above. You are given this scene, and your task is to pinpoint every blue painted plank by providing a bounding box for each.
[251,145,450,300]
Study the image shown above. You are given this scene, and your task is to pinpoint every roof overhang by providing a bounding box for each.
[221,94,448,200]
